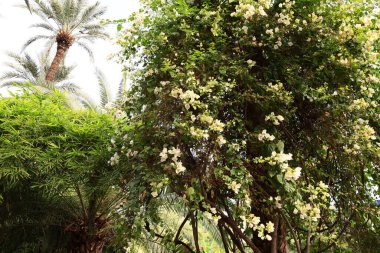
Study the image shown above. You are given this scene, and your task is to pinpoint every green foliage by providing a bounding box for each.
[0,91,123,252]
[115,0,380,252]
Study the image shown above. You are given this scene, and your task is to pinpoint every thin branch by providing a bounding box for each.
[144,221,195,253]
[304,218,312,253]
[191,211,201,253]
[222,223,246,253]
[174,213,191,245]
[315,213,354,253]
[218,222,231,253]
[279,211,302,253]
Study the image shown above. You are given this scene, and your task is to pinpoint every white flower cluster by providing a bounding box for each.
[171,88,200,110]
[265,112,285,125]
[144,69,155,77]
[360,85,376,98]
[293,182,330,222]
[258,129,275,142]
[199,114,225,132]
[255,151,302,181]
[241,214,274,241]
[277,12,292,26]
[159,147,186,174]
[349,98,370,111]
[367,75,379,84]
[344,118,377,154]
[293,201,321,221]
[230,0,270,20]
[228,181,242,194]
[269,151,293,165]
[190,126,210,139]
[204,207,221,225]
[265,81,293,104]
[269,196,282,209]
[114,110,127,120]
[217,135,227,146]
[284,166,302,181]
[247,59,256,68]
[109,152,120,166]
[150,181,165,198]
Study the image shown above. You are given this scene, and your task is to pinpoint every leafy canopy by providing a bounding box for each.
[113,0,380,252]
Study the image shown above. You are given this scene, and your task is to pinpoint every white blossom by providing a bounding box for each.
[175,161,186,174]
[159,147,168,162]
[229,181,241,194]
[258,129,275,142]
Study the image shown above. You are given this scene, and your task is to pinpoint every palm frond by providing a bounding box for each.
[30,22,56,32]
[23,53,40,79]
[0,71,24,82]
[56,82,80,92]
[50,0,65,26]
[95,68,112,107]
[199,218,224,249]
[24,0,32,13]
[43,39,57,58]
[116,72,128,102]
[76,41,94,60]
[72,2,104,30]
[34,0,56,22]
[22,35,54,50]
[74,90,97,110]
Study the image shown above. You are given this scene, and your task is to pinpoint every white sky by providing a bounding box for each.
[0,0,140,104]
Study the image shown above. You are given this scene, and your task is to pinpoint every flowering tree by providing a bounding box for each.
[113,0,380,252]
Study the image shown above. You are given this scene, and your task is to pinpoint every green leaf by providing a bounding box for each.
[276,141,285,153]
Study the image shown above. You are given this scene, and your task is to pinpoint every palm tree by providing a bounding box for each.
[25,0,108,82]
[0,51,79,93]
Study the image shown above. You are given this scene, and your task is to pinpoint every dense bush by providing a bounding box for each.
[0,91,121,252]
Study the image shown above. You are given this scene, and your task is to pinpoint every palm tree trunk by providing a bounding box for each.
[45,43,68,82]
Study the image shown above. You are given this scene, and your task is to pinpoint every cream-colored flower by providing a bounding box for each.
[168,147,181,161]
[266,221,275,233]
[159,147,168,162]
[258,129,275,142]
[217,135,227,146]
[229,181,241,194]
[175,161,186,174]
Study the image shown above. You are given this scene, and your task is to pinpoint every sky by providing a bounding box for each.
[0,0,140,104]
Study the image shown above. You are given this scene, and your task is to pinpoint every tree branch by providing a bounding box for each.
[191,211,201,253]
[218,222,231,253]
[174,213,191,245]
[144,221,195,253]
[279,211,302,253]
[271,215,279,253]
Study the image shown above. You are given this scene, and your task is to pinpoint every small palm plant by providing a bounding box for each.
[25,0,108,81]
[0,52,79,93]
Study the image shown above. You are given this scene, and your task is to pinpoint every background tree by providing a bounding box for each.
[114,0,380,252]
[0,51,78,92]
[25,0,108,81]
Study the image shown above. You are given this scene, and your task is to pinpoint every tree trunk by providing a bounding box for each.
[66,214,112,253]
[45,43,68,82]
